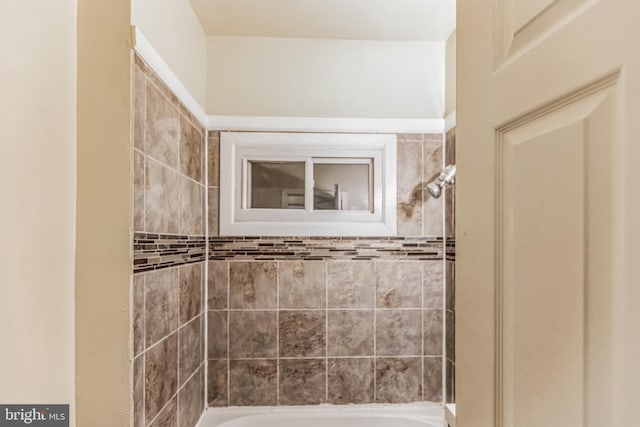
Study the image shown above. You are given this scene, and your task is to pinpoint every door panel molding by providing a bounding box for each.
[495,72,620,427]
[494,0,599,68]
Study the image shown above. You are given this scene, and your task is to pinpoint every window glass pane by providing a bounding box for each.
[249,161,305,209]
[313,163,370,211]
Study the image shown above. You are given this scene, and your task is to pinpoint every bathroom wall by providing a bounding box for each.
[444,31,456,117]
[207,37,445,118]
[0,0,77,416]
[444,127,456,403]
[207,132,447,406]
[131,0,208,107]
[132,55,207,427]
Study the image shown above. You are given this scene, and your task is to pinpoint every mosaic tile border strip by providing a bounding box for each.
[134,232,206,273]
[446,238,456,261]
[209,236,444,261]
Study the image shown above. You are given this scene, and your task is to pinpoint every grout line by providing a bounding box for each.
[421,261,425,402]
[276,261,280,405]
[226,261,230,406]
[143,149,207,190]
[138,303,204,360]
[205,307,423,313]
[441,133,448,404]
[142,273,146,425]
[176,271,181,427]
[373,261,377,403]
[203,125,210,409]
[145,359,206,427]
[325,261,329,403]
[144,68,204,133]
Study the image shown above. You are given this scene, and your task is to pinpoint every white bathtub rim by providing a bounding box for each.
[197,402,444,427]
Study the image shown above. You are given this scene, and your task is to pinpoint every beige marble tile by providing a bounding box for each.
[376,309,422,356]
[446,310,455,362]
[145,333,178,423]
[208,132,220,187]
[423,261,444,309]
[327,261,374,308]
[445,128,456,164]
[207,261,228,309]
[207,359,228,407]
[229,360,277,406]
[133,273,144,357]
[423,309,443,356]
[446,359,455,403]
[178,316,202,388]
[423,134,444,237]
[145,66,180,106]
[207,311,228,358]
[179,177,203,236]
[149,396,177,427]
[279,311,325,357]
[278,261,326,309]
[145,159,180,234]
[208,187,219,237]
[375,357,422,403]
[375,261,422,308]
[445,261,455,311]
[178,366,204,427]
[424,357,443,402]
[396,136,423,236]
[133,355,144,427]
[445,186,455,238]
[145,79,180,169]
[134,150,144,231]
[145,268,179,348]
[327,310,373,356]
[328,358,374,404]
[279,359,326,405]
[179,114,203,184]
[229,262,277,309]
[133,66,146,151]
[229,311,277,358]
[179,263,202,324]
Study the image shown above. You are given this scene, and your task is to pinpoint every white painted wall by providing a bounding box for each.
[0,0,77,421]
[445,30,456,117]
[132,0,207,107]
[207,36,445,118]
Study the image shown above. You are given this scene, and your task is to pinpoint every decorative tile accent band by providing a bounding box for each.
[134,232,206,273]
[446,238,455,261]
[209,236,444,261]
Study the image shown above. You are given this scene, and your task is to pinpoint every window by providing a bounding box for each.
[220,132,397,236]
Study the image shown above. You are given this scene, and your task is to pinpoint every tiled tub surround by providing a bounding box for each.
[132,54,207,427]
[444,127,456,404]
[133,55,206,237]
[204,130,447,407]
[206,259,444,406]
[133,264,206,427]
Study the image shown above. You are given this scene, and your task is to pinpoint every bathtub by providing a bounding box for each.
[197,403,445,427]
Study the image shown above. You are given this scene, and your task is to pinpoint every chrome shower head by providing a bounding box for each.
[427,182,443,199]
[426,165,456,199]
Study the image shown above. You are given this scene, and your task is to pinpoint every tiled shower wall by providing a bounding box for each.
[444,128,456,403]
[132,55,206,427]
[206,132,447,406]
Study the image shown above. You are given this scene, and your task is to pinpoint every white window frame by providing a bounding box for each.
[220,132,397,236]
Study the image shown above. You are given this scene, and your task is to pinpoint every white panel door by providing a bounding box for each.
[457,0,640,426]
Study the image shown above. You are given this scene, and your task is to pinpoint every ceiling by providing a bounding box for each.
[189,0,456,41]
